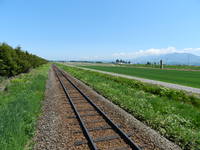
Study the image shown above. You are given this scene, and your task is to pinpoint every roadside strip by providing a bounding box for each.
[65,64,200,95]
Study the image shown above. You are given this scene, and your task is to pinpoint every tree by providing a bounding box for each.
[146,61,151,65]
[0,43,47,77]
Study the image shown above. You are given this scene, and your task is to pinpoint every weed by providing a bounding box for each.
[0,64,50,150]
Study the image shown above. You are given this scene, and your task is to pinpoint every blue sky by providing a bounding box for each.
[0,0,200,60]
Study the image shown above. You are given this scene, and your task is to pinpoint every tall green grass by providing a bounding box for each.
[58,64,200,150]
[0,64,50,150]
[0,76,6,84]
[82,65,200,88]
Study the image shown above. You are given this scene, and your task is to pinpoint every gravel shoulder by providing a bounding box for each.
[72,65,200,95]
[33,68,73,149]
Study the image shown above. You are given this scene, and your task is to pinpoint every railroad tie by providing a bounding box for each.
[73,124,123,134]
[74,132,134,146]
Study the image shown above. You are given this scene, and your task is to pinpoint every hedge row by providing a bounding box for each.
[0,43,47,77]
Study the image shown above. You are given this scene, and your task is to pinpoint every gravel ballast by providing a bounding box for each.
[33,68,79,150]
[34,67,181,150]
[64,69,181,150]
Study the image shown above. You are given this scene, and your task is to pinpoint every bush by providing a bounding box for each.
[0,43,47,77]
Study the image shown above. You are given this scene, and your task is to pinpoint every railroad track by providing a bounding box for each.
[53,65,141,150]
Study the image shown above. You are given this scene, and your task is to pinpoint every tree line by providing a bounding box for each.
[116,59,131,64]
[0,43,47,77]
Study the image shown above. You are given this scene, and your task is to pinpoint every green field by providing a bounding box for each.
[58,64,200,150]
[122,64,200,70]
[82,65,200,88]
[0,64,50,150]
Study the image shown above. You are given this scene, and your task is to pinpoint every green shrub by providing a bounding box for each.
[0,43,47,77]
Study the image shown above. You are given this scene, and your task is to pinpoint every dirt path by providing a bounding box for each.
[33,66,181,150]
[64,62,200,71]
[71,66,200,95]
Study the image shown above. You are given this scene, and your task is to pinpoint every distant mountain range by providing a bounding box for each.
[132,53,200,65]
[67,52,200,66]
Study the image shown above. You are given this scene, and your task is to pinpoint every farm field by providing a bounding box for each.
[81,65,200,88]
[57,63,200,150]
[122,64,200,70]
[0,64,50,150]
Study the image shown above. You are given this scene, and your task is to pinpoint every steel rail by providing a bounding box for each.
[53,66,98,150]
[55,66,141,150]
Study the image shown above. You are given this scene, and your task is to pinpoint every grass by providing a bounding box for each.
[0,76,6,84]
[82,65,200,88]
[57,63,200,150]
[123,64,200,70]
[163,65,200,70]
[0,64,50,150]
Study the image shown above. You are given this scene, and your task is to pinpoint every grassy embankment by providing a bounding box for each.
[82,65,200,88]
[0,64,50,150]
[57,64,200,150]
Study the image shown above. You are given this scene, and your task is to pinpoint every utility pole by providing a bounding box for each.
[188,54,190,66]
[160,60,163,69]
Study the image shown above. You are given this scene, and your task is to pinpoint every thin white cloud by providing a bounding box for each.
[66,47,200,61]
[112,47,200,59]
[181,48,200,56]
